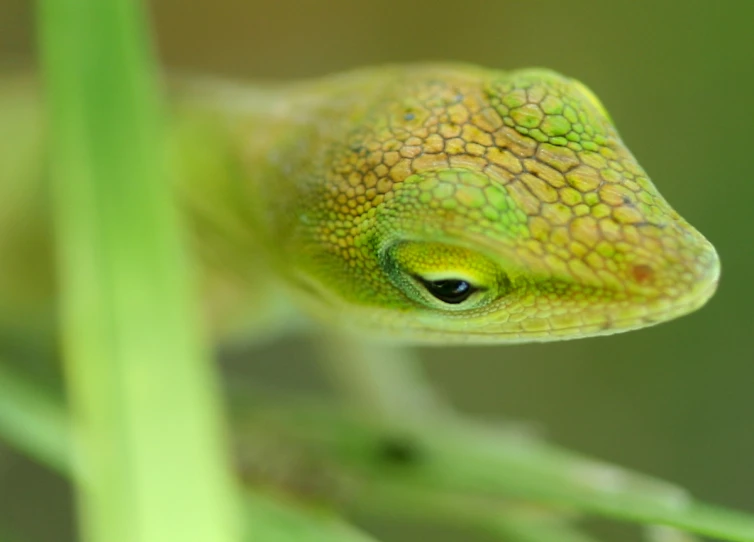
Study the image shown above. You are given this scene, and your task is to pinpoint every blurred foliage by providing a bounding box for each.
[0,1,752,541]
[35,1,241,541]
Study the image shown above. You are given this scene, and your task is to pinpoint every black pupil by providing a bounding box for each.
[420,278,475,304]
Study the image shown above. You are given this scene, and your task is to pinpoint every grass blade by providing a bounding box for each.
[0,365,69,474]
[232,396,754,542]
[36,1,240,541]
[0,364,379,542]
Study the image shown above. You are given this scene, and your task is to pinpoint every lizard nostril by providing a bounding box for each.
[631,263,655,284]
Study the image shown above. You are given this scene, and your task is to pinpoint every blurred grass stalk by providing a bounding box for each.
[36,1,240,541]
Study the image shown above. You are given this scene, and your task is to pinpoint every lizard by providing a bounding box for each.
[0,63,720,391]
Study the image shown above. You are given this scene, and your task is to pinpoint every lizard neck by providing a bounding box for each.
[168,69,404,269]
[166,71,401,336]
[168,77,282,256]
[167,78,294,338]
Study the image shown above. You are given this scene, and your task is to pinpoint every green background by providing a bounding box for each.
[1,1,752,541]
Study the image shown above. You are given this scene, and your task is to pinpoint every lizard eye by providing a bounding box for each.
[383,240,502,311]
[416,277,478,304]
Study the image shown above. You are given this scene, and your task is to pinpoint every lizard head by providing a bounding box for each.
[290,66,719,343]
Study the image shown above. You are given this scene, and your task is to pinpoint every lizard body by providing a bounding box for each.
[0,64,720,348]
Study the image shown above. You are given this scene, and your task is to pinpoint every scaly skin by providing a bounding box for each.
[1,64,720,346]
[171,63,719,345]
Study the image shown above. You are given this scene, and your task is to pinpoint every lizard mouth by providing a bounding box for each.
[455,229,722,344]
[366,255,720,346]
[417,265,720,344]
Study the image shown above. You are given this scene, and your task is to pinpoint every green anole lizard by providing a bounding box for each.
[0,64,719,413]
